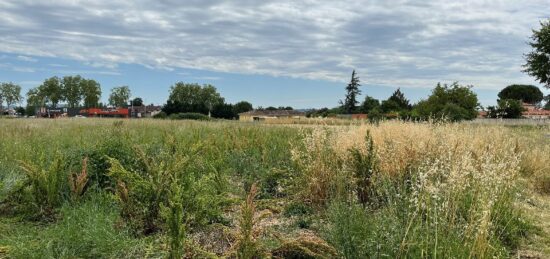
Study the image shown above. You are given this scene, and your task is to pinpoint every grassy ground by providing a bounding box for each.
[0,118,548,258]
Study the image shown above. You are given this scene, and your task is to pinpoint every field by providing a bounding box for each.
[0,118,549,258]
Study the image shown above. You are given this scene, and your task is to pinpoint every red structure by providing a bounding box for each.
[79,108,129,118]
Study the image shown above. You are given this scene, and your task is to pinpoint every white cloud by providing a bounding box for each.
[0,0,548,89]
[16,55,37,62]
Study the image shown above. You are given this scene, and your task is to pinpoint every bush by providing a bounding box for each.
[168,112,210,121]
[152,111,167,119]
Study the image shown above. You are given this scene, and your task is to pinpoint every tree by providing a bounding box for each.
[109,86,131,107]
[524,20,550,88]
[341,70,361,114]
[360,96,380,113]
[61,75,83,108]
[381,88,411,113]
[130,97,144,106]
[211,103,236,119]
[487,99,525,118]
[412,82,479,121]
[0,82,22,109]
[81,79,102,108]
[233,101,253,114]
[498,84,544,104]
[38,77,63,107]
[164,82,224,115]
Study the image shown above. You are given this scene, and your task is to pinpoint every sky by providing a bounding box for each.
[1,0,549,108]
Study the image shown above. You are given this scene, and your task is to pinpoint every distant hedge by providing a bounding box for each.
[168,112,210,121]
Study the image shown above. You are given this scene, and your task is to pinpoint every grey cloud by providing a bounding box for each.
[0,0,548,89]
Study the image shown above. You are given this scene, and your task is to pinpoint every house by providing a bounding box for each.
[238,110,306,121]
[129,105,162,118]
[522,102,550,119]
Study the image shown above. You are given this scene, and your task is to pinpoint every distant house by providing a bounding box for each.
[238,110,306,121]
[129,105,162,118]
[522,103,550,119]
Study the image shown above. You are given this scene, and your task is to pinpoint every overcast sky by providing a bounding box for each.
[0,0,549,108]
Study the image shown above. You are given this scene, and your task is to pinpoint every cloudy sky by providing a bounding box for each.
[0,0,549,108]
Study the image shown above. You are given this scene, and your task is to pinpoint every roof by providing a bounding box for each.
[239,110,306,116]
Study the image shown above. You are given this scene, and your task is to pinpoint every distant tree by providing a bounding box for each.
[487,99,525,118]
[524,20,550,88]
[164,82,224,115]
[81,79,102,108]
[412,82,479,121]
[498,84,544,104]
[211,103,236,119]
[109,86,131,107]
[0,82,22,109]
[130,97,144,106]
[61,75,83,108]
[360,96,380,113]
[38,77,63,107]
[341,70,361,114]
[381,88,410,114]
[233,101,253,114]
[545,96,550,110]
[265,106,278,111]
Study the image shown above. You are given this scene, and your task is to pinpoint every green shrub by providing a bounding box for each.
[168,112,210,121]
[152,111,167,119]
[14,153,69,220]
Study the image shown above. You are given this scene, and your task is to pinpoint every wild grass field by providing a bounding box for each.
[0,118,549,258]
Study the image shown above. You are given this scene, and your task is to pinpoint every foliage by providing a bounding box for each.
[80,79,102,108]
[38,77,63,107]
[341,70,361,114]
[233,101,254,114]
[164,82,224,115]
[168,112,210,120]
[211,102,236,119]
[349,131,377,205]
[61,75,83,108]
[360,96,379,113]
[152,111,168,119]
[413,82,479,121]
[130,97,143,106]
[524,20,550,88]
[381,88,411,113]
[498,84,544,104]
[11,153,69,220]
[0,82,22,109]
[236,183,261,259]
[487,99,525,118]
[108,86,131,107]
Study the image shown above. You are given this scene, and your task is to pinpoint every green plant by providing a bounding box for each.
[68,157,89,201]
[348,131,377,206]
[16,153,68,220]
[236,183,260,259]
[161,178,186,259]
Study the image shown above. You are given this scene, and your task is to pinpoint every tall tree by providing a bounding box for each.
[109,86,131,107]
[61,75,83,108]
[130,97,143,106]
[164,82,224,115]
[1,82,23,109]
[360,96,380,113]
[381,88,411,113]
[524,20,550,88]
[413,82,479,121]
[38,77,63,107]
[341,70,361,114]
[497,84,544,104]
[81,79,102,108]
[233,101,254,114]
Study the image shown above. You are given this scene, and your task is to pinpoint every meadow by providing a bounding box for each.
[0,118,549,258]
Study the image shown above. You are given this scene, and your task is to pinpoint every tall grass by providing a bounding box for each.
[0,118,546,257]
